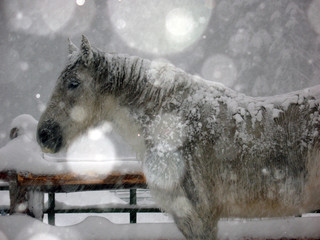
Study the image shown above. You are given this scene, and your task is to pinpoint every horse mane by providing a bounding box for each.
[89,49,195,114]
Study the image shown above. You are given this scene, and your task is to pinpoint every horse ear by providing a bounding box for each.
[68,38,78,55]
[81,35,93,66]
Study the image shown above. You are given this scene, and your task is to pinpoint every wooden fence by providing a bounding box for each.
[0,171,161,225]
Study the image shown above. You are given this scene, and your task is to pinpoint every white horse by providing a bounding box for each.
[37,36,320,239]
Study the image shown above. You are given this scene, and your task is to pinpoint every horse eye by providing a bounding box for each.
[67,79,80,90]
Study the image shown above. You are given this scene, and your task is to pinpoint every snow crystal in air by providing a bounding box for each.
[262,168,269,176]
[229,28,251,55]
[10,11,32,31]
[88,128,104,141]
[66,128,116,162]
[76,0,86,6]
[88,122,112,141]
[70,106,87,123]
[19,61,29,71]
[165,8,195,39]
[201,54,237,87]
[58,102,65,109]
[115,19,126,30]
[37,102,46,113]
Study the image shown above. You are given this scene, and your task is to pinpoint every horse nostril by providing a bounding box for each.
[37,120,63,153]
[38,128,50,145]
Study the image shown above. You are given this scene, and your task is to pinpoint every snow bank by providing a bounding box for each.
[0,215,184,240]
[1,214,320,240]
[0,114,142,176]
[218,216,320,239]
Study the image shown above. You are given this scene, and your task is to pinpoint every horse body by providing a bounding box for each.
[37,36,320,239]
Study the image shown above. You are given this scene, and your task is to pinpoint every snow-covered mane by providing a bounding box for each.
[67,47,187,115]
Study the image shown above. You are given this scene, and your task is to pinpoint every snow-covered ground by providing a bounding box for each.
[1,184,320,239]
[0,215,184,240]
[3,186,319,240]
[1,213,320,240]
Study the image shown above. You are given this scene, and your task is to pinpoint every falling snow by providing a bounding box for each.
[1,0,320,239]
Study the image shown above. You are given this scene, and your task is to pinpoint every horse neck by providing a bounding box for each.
[95,53,154,152]
[96,52,195,151]
[101,94,146,155]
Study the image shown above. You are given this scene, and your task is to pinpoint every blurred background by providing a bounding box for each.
[0,0,320,148]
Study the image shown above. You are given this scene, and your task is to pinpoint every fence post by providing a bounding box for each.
[8,172,28,215]
[48,193,55,225]
[129,189,137,223]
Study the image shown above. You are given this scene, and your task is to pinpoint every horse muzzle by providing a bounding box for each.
[37,119,63,153]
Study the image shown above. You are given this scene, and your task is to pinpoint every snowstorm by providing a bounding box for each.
[0,0,320,239]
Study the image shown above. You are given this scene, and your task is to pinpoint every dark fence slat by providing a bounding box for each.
[130,189,137,223]
[48,193,55,225]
